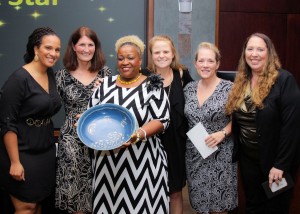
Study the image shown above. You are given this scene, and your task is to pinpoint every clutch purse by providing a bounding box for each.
[261,173,294,199]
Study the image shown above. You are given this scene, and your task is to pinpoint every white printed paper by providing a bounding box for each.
[186,122,218,159]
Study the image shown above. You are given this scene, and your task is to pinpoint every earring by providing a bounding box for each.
[34,54,39,62]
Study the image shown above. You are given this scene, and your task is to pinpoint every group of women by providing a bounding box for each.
[0,25,299,214]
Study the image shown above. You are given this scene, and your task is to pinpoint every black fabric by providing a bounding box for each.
[232,69,300,173]
[232,69,300,213]
[143,68,193,192]
[0,67,61,202]
[240,154,293,214]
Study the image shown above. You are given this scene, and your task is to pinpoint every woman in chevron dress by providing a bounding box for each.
[88,35,170,214]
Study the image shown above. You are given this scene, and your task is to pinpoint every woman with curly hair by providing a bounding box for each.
[226,33,300,213]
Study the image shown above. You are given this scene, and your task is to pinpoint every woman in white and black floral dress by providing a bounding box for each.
[55,27,111,213]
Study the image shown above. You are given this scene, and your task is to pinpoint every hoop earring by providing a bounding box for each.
[34,54,39,62]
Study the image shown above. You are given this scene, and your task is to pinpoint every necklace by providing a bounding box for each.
[117,73,141,85]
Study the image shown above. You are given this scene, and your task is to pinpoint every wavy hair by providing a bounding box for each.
[226,33,281,115]
[63,26,106,72]
[147,35,186,72]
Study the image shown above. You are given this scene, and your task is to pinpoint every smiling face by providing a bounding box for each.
[194,47,219,79]
[73,35,95,63]
[34,35,61,68]
[117,44,142,80]
[151,40,174,70]
[245,36,268,73]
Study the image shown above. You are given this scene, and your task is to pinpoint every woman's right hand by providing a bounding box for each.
[10,162,25,181]
[205,131,225,148]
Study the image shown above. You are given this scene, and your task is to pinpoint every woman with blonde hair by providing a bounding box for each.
[147,35,193,214]
[226,32,300,213]
[184,42,237,214]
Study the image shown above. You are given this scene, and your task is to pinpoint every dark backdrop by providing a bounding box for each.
[0,0,148,128]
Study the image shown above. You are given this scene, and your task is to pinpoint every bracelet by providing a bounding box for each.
[138,127,147,142]
[221,129,227,138]
[132,131,140,144]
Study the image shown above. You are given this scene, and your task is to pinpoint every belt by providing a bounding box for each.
[26,118,51,127]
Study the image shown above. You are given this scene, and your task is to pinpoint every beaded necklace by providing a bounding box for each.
[117,73,141,85]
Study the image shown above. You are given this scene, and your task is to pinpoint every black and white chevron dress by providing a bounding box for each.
[89,75,170,214]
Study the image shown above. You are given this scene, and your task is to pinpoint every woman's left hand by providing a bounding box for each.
[268,167,284,186]
[93,78,103,90]
[205,131,225,148]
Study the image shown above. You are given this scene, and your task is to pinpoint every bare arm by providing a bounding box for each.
[3,131,25,181]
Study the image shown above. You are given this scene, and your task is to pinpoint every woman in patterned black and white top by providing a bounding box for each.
[89,35,170,214]
[184,42,237,214]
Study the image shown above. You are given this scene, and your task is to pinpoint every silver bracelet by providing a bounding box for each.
[138,127,147,142]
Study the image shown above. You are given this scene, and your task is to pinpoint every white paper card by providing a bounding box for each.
[271,178,288,192]
[186,122,218,159]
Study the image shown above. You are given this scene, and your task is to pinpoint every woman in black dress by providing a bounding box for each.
[0,27,62,214]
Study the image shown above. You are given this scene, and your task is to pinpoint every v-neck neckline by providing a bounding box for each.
[23,67,51,95]
[196,79,221,108]
[68,69,100,87]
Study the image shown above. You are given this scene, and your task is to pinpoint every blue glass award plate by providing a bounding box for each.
[77,103,137,150]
